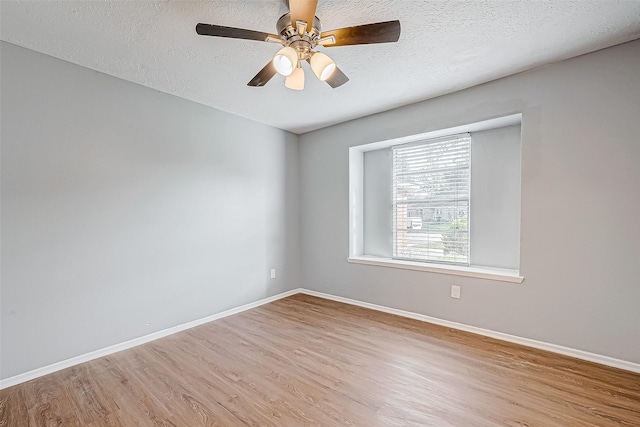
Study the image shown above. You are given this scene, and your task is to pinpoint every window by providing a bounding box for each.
[348,114,523,282]
[392,134,470,265]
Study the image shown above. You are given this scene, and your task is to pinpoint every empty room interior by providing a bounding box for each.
[2,0,640,425]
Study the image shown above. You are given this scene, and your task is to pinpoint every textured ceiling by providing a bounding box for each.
[2,1,640,134]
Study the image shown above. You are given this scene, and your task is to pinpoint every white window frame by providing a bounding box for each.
[348,114,524,283]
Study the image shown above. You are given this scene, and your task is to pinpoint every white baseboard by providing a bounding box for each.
[0,289,302,390]
[2,287,638,389]
[298,289,640,374]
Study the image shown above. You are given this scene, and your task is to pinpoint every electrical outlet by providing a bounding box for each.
[451,285,461,299]
[270,269,276,279]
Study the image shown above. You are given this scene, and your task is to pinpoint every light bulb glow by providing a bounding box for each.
[285,67,305,90]
[273,47,298,76]
[310,52,336,81]
[320,63,336,81]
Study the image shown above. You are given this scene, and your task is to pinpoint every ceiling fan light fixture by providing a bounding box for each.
[197,0,402,89]
[310,52,336,81]
[273,46,298,76]
[285,66,305,90]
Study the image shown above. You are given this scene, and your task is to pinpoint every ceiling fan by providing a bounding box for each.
[196,0,401,90]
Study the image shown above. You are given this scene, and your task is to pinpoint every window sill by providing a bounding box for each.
[347,255,524,283]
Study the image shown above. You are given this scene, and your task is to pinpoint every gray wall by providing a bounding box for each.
[299,40,640,363]
[363,148,392,257]
[470,125,521,269]
[363,125,522,269]
[0,42,300,379]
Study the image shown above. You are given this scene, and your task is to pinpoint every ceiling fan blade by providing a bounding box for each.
[325,67,349,88]
[247,61,278,87]
[289,0,318,33]
[196,23,277,42]
[320,20,401,47]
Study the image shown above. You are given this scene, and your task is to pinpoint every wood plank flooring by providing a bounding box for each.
[1,294,639,426]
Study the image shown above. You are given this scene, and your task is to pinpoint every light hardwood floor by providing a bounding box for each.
[1,294,639,426]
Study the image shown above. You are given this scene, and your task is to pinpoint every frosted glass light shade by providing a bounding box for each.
[273,47,298,76]
[310,52,336,81]
[285,67,305,90]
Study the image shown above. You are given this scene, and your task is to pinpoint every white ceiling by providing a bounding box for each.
[2,1,640,134]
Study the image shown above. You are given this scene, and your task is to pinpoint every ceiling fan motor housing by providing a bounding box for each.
[276,13,321,60]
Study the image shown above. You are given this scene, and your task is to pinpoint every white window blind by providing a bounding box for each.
[392,133,471,265]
